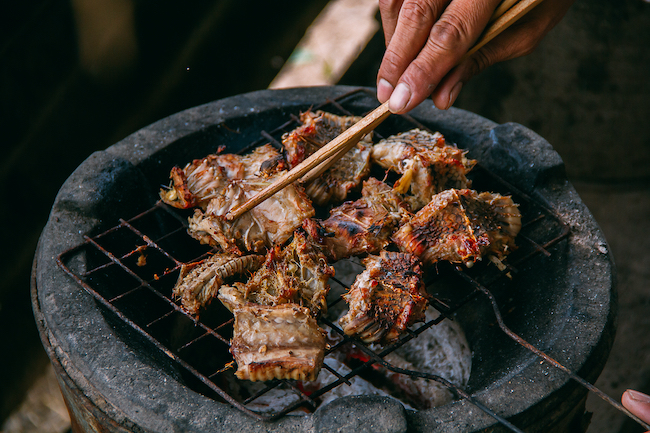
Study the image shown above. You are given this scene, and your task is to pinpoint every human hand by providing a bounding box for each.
[376,0,575,113]
[622,389,650,432]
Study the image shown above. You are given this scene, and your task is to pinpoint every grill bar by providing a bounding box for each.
[54,88,631,430]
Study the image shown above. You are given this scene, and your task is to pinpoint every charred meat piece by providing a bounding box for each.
[187,170,315,255]
[282,110,373,205]
[303,178,410,261]
[172,253,265,316]
[160,152,242,210]
[392,188,522,267]
[230,303,327,382]
[160,144,288,210]
[283,110,370,166]
[339,251,429,344]
[218,231,334,317]
[371,129,476,210]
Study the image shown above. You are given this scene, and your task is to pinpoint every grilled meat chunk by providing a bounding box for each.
[303,178,410,261]
[230,303,326,382]
[282,110,373,205]
[218,231,334,317]
[160,144,281,210]
[339,251,429,344]
[162,143,313,254]
[371,129,476,210]
[392,188,522,267]
[187,170,314,255]
[172,253,264,316]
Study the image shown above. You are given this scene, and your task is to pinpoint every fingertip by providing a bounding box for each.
[622,389,650,425]
[625,389,650,404]
[388,82,411,114]
[377,78,394,103]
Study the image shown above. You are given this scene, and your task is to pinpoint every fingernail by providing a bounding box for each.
[627,390,650,403]
[377,79,394,103]
[446,81,463,110]
[389,82,411,113]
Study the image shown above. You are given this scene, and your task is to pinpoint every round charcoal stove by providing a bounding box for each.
[33,86,620,432]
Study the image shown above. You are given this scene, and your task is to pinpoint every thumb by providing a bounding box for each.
[622,389,650,431]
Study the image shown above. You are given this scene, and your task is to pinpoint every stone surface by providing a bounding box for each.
[313,396,407,433]
[577,182,650,432]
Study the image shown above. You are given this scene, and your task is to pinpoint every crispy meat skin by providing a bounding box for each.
[393,188,522,266]
[218,231,334,317]
[371,129,476,210]
[172,253,264,316]
[339,251,429,344]
[303,178,410,261]
[230,303,326,381]
[282,110,373,205]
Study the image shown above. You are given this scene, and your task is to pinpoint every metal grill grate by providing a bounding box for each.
[55,89,644,431]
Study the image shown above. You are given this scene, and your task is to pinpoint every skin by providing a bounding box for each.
[622,389,650,432]
[376,0,576,113]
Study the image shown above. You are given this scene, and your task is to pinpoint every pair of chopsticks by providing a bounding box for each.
[225,0,545,221]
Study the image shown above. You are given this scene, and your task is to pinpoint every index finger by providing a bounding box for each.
[377,0,447,103]
[383,0,501,113]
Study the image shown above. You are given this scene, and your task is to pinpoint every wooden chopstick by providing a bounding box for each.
[299,132,360,185]
[225,0,544,221]
[490,0,519,23]
[225,101,391,220]
[462,0,545,62]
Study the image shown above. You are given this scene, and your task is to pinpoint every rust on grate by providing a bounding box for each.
[55,88,646,432]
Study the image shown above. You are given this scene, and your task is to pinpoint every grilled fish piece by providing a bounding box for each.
[187,169,315,255]
[282,110,373,205]
[302,178,411,261]
[230,303,327,382]
[371,129,476,210]
[172,253,265,316]
[218,231,334,317]
[160,144,282,210]
[339,251,429,344]
[392,188,522,267]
